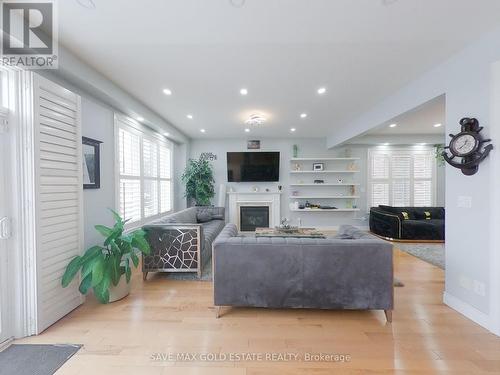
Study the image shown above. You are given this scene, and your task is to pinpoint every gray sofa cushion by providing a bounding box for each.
[197,211,212,223]
[162,207,197,224]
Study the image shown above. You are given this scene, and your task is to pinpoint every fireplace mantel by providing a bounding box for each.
[227,192,281,231]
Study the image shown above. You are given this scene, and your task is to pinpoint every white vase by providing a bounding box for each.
[108,277,131,303]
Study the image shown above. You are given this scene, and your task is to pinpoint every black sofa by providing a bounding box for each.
[370,205,445,241]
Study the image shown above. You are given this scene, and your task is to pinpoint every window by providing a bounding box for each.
[368,148,435,208]
[116,115,173,226]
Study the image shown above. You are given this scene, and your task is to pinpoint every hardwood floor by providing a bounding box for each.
[16,247,500,374]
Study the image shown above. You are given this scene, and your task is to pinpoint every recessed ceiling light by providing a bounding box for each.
[420,143,427,146]
[317,87,326,95]
[164,132,170,137]
[163,88,172,95]
[434,123,442,128]
[300,113,307,118]
[240,88,248,96]
[136,116,144,122]
[187,114,193,119]
[383,143,390,146]
[200,129,206,133]
[389,123,397,128]
[290,128,296,132]
[244,128,250,133]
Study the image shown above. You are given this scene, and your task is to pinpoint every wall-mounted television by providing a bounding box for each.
[227,152,280,182]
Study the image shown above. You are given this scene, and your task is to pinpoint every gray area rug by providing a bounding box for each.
[0,344,81,375]
[396,243,445,269]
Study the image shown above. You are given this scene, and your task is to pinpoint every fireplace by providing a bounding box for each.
[240,206,270,232]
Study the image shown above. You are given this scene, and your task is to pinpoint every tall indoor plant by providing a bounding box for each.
[182,156,215,206]
[61,210,150,303]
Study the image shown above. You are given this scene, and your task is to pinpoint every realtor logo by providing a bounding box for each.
[1,0,58,69]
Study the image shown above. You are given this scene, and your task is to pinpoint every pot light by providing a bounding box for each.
[290,128,296,132]
[300,113,307,118]
[164,132,170,137]
[187,114,193,119]
[383,143,390,146]
[389,123,397,128]
[163,88,172,96]
[240,88,248,96]
[200,129,206,133]
[434,123,442,128]
[136,116,144,122]
[244,128,250,133]
[245,114,266,126]
[317,87,326,95]
[420,143,427,146]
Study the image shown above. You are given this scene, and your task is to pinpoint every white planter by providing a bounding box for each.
[108,277,131,303]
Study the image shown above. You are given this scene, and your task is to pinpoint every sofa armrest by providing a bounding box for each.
[142,224,203,272]
[196,206,225,220]
[369,208,402,239]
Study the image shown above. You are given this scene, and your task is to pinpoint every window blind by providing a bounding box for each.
[116,116,173,226]
[368,148,435,208]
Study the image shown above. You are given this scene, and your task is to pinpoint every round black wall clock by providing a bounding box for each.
[442,117,493,176]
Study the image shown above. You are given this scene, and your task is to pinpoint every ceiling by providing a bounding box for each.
[59,0,500,139]
[367,95,445,136]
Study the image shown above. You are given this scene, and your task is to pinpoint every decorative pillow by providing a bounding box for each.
[196,211,212,223]
[424,211,431,220]
[401,211,410,220]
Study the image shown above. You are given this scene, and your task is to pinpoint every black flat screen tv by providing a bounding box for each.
[227,152,280,182]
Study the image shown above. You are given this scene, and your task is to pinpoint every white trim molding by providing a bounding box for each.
[443,292,491,331]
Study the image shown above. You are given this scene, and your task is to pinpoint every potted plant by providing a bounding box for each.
[61,210,150,303]
[181,156,215,206]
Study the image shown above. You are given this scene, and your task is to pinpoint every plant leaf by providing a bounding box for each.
[78,273,92,294]
[95,224,113,238]
[61,256,82,287]
[131,252,139,268]
[81,246,102,263]
[108,208,123,225]
[132,234,150,255]
[125,266,131,283]
[91,256,105,287]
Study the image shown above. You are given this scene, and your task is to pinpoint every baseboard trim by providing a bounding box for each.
[0,337,13,352]
[443,292,491,331]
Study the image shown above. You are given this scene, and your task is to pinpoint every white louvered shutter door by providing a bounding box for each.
[34,74,83,332]
[370,152,390,207]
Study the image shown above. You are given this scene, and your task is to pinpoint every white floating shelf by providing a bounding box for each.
[290,158,360,161]
[289,183,360,186]
[290,170,359,174]
[291,209,360,212]
[289,196,359,199]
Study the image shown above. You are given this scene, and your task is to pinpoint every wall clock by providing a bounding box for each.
[442,117,493,175]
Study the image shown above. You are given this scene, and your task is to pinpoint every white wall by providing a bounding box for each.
[326,26,500,333]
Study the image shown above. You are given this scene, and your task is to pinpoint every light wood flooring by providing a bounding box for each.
[16,247,500,374]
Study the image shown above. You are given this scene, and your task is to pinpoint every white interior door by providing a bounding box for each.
[0,106,12,345]
[33,74,84,332]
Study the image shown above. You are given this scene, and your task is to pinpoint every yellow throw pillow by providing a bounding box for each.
[424,211,431,220]
[401,211,410,220]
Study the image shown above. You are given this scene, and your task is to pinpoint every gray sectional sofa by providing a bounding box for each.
[142,206,225,279]
[213,224,394,321]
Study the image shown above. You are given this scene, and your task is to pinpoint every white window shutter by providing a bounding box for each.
[34,74,83,333]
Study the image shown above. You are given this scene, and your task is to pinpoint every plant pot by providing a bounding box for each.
[108,277,131,303]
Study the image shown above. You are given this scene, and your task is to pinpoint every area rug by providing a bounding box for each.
[396,243,445,270]
[0,344,81,375]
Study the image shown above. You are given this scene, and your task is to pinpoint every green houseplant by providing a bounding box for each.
[181,156,215,206]
[61,210,151,304]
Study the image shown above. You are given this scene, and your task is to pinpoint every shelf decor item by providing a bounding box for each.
[312,163,324,171]
[61,210,151,304]
[293,144,299,158]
